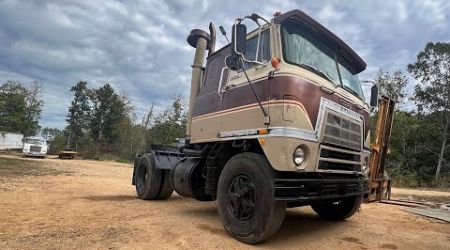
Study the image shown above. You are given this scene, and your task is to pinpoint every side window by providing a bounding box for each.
[242,30,270,70]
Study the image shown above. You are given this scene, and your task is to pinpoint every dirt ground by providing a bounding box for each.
[0,155,449,250]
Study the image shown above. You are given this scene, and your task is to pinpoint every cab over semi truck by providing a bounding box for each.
[132,10,390,244]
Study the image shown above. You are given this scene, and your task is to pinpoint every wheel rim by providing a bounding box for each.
[227,174,256,221]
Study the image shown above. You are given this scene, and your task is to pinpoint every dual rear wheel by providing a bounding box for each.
[135,153,173,200]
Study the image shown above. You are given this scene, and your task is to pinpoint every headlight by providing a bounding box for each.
[362,157,370,176]
[293,146,306,166]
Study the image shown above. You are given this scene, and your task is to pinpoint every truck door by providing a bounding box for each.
[218,29,272,133]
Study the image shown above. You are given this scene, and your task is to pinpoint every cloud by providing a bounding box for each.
[0,0,449,129]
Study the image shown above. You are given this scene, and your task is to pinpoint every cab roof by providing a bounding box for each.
[273,9,367,73]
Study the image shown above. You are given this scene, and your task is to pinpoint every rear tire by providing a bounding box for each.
[156,170,173,200]
[311,195,363,220]
[135,153,162,200]
[217,153,286,244]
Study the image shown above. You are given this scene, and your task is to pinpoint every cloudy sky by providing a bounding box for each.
[0,0,449,129]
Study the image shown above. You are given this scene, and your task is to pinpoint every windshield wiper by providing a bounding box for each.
[299,63,362,99]
[342,85,361,98]
[299,63,335,83]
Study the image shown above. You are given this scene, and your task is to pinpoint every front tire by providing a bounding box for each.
[217,153,286,244]
[311,195,363,220]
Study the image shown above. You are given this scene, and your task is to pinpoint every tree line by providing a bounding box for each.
[0,81,43,136]
[375,42,450,187]
[0,78,186,161]
[49,81,186,161]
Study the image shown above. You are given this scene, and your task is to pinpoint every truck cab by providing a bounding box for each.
[132,9,378,244]
[22,136,48,158]
[192,10,371,175]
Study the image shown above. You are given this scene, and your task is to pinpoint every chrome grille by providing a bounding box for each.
[322,112,361,151]
[30,146,41,152]
[317,145,362,172]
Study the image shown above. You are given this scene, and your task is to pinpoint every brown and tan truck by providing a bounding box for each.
[132,9,391,244]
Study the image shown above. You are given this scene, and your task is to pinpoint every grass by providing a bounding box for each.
[390,174,450,189]
[88,153,134,164]
[0,157,73,178]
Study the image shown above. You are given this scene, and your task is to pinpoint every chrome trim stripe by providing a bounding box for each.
[320,144,361,155]
[216,127,318,142]
[219,129,260,138]
[318,157,361,165]
[269,127,317,142]
[315,169,360,174]
[214,134,265,142]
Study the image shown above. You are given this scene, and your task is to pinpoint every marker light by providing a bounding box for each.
[271,57,280,69]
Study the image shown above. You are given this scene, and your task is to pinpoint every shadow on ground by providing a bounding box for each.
[267,209,345,245]
[82,193,185,202]
[180,204,218,219]
[178,204,346,246]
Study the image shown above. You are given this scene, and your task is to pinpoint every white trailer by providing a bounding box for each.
[0,132,24,150]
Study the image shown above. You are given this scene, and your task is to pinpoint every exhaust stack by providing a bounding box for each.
[186,29,211,139]
[208,23,216,56]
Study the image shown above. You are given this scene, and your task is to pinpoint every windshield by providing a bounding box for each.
[25,139,43,145]
[338,62,364,97]
[281,19,364,99]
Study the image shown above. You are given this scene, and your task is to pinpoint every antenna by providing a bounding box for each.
[219,26,230,44]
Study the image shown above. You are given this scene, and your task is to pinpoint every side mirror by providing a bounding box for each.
[231,23,247,55]
[370,84,379,107]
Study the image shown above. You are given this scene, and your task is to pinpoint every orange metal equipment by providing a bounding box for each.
[367,96,395,202]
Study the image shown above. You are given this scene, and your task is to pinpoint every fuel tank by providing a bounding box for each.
[170,157,213,201]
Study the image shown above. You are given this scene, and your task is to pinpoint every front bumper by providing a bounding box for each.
[274,177,368,202]
[23,152,46,157]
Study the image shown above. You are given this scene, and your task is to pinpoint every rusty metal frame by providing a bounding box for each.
[367,96,395,202]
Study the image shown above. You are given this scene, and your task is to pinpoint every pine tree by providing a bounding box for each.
[66,81,90,150]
